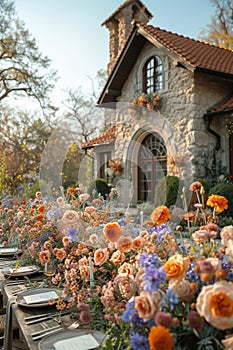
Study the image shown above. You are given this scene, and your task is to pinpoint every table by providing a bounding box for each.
[2,282,74,350]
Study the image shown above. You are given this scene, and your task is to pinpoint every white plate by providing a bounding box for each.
[39,330,106,350]
[3,265,40,278]
[16,288,59,308]
[0,248,19,256]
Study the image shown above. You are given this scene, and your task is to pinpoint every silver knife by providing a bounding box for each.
[31,325,61,337]
[32,327,63,341]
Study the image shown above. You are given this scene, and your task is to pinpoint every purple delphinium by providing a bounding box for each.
[130,332,149,350]
[67,227,79,242]
[139,252,160,268]
[143,266,166,292]
[161,287,179,310]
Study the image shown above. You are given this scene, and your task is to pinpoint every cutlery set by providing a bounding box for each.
[24,313,79,341]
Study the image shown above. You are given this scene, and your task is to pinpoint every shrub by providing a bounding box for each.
[154,176,181,208]
[87,178,110,200]
[194,178,211,194]
[208,182,233,217]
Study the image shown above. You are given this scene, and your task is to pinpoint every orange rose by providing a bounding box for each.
[164,254,189,281]
[37,204,45,213]
[103,222,122,242]
[94,248,109,266]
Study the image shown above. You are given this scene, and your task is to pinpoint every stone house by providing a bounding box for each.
[82,0,233,206]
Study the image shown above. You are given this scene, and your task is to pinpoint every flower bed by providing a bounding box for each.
[1,182,233,349]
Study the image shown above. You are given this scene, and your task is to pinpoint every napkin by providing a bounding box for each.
[23,290,58,304]
[54,334,99,350]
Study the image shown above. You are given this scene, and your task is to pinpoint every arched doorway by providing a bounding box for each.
[138,133,167,202]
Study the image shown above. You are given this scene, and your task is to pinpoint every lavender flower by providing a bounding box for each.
[139,252,160,268]
[130,332,149,350]
[143,266,166,292]
[68,227,79,242]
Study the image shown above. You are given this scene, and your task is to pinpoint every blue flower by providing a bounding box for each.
[139,252,160,268]
[161,288,179,310]
[130,332,149,350]
[143,266,166,292]
[67,227,79,242]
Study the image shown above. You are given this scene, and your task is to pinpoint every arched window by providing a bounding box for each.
[142,56,163,94]
[138,133,167,201]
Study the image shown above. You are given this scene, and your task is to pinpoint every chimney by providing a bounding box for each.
[102,0,153,73]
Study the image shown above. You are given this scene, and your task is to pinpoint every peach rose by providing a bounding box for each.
[103,222,122,242]
[221,225,233,245]
[169,279,195,302]
[116,235,132,252]
[62,236,70,247]
[94,248,109,266]
[114,275,137,298]
[62,209,81,227]
[222,334,233,350]
[134,291,161,322]
[164,254,189,281]
[39,250,50,262]
[79,193,90,202]
[118,262,136,276]
[132,236,145,251]
[110,250,125,266]
[196,281,233,330]
[54,248,66,261]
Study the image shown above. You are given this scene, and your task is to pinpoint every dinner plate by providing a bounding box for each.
[3,265,40,278]
[0,248,20,257]
[39,330,106,350]
[16,288,59,308]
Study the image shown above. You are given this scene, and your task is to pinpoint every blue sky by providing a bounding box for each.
[14,0,214,104]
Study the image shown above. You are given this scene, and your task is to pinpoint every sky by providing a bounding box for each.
[13,0,214,105]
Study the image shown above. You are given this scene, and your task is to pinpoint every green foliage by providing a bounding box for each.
[154,175,181,208]
[87,178,110,199]
[208,182,233,217]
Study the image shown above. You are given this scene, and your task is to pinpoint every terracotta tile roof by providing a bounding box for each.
[207,95,233,114]
[102,0,152,26]
[138,23,233,76]
[82,126,116,149]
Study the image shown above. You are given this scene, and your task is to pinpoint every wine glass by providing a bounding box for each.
[44,259,56,286]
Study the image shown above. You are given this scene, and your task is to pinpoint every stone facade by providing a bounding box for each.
[91,1,233,205]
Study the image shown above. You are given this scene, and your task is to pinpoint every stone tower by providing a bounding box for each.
[102,0,153,73]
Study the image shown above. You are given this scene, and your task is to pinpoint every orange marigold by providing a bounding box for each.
[206,194,228,213]
[148,325,174,350]
[37,204,45,213]
[103,222,122,242]
[150,206,171,226]
[67,187,76,195]
[183,212,195,221]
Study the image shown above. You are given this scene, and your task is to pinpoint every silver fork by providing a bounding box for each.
[31,321,80,341]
